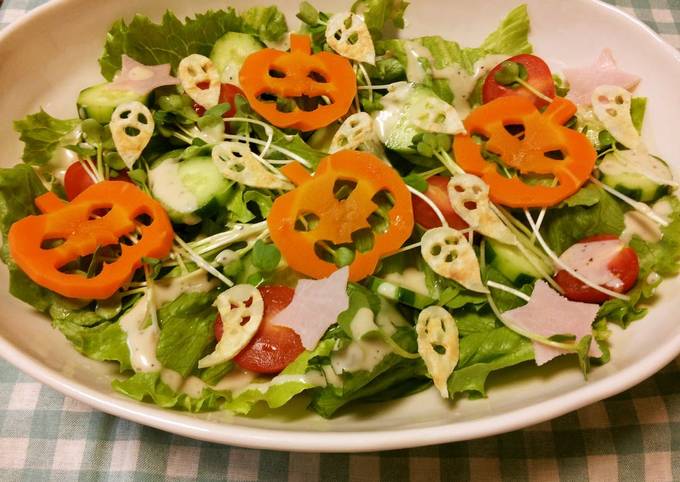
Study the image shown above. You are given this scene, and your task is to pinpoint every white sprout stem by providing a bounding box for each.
[486,280,531,302]
[407,186,448,227]
[222,117,275,159]
[490,204,553,267]
[222,134,312,168]
[119,287,147,297]
[251,150,293,182]
[353,64,362,113]
[524,209,630,300]
[590,176,669,227]
[397,241,422,253]
[174,235,234,287]
[357,83,400,91]
[532,207,548,242]
[513,237,564,293]
[189,221,269,254]
[434,150,465,175]
[172,248,189,274]
[79,158,101,183]
[356,62,374,103]
[143,266,159,330]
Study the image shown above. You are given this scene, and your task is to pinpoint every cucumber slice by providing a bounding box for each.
[210,32,263,84]
[484,239,548,285]
[366,277,435,309]
[77,83,149,124]
[149,154,231,224]
[599,152,673,202]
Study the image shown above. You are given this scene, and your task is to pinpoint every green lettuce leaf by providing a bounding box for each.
[156,292,218,377]
[541,185,625,254]
[225,339,337,414]
[112,372,228,412]
[99,9,243,80]
[448,326,534,398]
[351,0,409,39]
[0,164,54,311]
[477,4,532,56]
[241,6,288,42]
[53,317,132,372]
[310,357,428,417]
[599,195,680,326]
[13,110,80,166]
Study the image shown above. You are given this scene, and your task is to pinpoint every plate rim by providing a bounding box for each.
[0,0,679,452]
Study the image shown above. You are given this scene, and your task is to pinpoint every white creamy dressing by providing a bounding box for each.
[120,271,218,373]
[215,249,239,266]
[647,272,661,285]
[330,305,392,374]
[160,368,214,398]
[403,40,508,117]
[375,298,408,337]
[621,198,672,243]
[384,268,430,296]
[212,368,257,392]
[148,158,199,214]
[558,239,625,289]
[197,122,226,144]
[373,82,412,144]
[349,307,378,339]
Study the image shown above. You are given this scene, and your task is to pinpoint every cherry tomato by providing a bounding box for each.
[412,175,468,230]
[214,285,304,374]
[192,83,244,119]
[482,54,556,108]
[554,234,639,303]
[64,162,96,201]
[218,83,244,119]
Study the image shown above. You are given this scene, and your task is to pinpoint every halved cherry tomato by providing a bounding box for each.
[192,83,244,118]
[412,175,468,230]
[554,234,639,303]
[65,163,133,202]
[214,285,304,374]
[482,54,556,108]
[64,162,96,201]
[218,83,244,118]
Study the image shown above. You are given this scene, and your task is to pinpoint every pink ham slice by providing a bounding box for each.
[108,55,179,95]
[503,281,601,365]
[271,267,350,350]
[564,49,640,105]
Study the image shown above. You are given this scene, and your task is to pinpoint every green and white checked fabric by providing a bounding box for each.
[1,0,680,480]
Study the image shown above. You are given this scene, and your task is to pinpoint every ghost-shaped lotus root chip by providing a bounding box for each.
[325,12,375,65]
[421,227,488,293]
[416,306,460,398]
[212,142,293,190]
[198,284,264,368]
[447,173,516,245]
[591,85,640,149]
[330,112,385,157]
[178,54,220,109]
[110,101,155,169]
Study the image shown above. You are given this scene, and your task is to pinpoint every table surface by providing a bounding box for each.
[1,0,680,480]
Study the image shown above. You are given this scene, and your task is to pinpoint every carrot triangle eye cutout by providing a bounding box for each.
[239,34,357,132]
[8,181,174,300]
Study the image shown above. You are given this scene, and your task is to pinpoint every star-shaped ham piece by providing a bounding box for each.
[108,55,179,95]
[502,281,601,366]
[564,49,640,105]
[272,267,350,350]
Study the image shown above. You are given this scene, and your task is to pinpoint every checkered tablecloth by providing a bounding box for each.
[1,0,680,480]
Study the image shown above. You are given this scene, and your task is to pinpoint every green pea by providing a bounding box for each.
[494,61,520,86]
[335,246,355,267]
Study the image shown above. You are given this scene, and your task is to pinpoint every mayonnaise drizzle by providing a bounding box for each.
[120,271,218,373]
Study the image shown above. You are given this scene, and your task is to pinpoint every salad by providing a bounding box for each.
[1,0,678,419]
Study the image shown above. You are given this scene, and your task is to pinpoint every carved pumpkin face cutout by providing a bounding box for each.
[8,181,174,300]
[267,151,414,281]
[239,34,357,132]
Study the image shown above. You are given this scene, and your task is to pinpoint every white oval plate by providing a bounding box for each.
[0,0,679,452]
